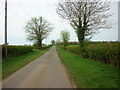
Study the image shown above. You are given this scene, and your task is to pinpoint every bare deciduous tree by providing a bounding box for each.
[60,31,70,48]
[25,16,53,48]
[51,40,55,45]
[56,0,112,50]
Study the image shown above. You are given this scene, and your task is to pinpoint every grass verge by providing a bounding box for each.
[56,46,119,88]
[2,48,50,79]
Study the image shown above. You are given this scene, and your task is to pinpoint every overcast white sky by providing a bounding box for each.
[0,0,119,45]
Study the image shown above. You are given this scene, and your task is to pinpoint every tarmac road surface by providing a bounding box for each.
[2,46,74,88]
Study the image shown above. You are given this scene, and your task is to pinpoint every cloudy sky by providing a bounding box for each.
[0,0,119,45]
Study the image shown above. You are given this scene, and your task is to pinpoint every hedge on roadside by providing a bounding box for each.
[83,43,119,67]
[34,45,52,49]
[2,45,33,58]
[66,42,119,67]
[66,45,80,54]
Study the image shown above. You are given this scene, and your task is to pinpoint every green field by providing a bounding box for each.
[56,46,119,88]
[2,48,50,79]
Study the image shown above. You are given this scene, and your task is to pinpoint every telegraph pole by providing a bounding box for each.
[5,0,7,57]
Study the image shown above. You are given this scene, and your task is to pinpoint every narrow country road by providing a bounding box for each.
[2,46,74,88]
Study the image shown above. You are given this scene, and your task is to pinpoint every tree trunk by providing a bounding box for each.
[63,41,66,50]
[39,40,42,48]
[77,27,85,56]
[38,39,42,48]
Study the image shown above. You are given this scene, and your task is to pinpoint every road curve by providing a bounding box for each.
[2,46,74,88]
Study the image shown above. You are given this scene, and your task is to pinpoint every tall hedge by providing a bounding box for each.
[83,43,119,67]
[2,45,33,58]
[66,45,80,54]
[66,42,119,67]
